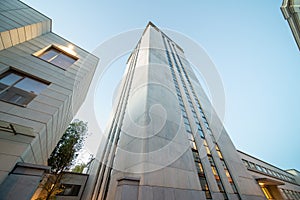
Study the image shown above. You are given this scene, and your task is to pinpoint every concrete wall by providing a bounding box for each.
[56,172,89,200]
[0,162,50,200]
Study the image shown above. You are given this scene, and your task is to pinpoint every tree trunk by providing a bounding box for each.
[45,172,62,200]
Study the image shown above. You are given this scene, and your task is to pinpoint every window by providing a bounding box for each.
[215,145,223,159]
[266,169,273,175]
[57,184,81,196]
[184,123,192,133]
[198,128,205,138]
[187,94,191,100]
[178,95,183,102]
[37,46,78,69]
[261,166,268,174]
[249,162,255,169]
[189,140,197,150]
[192,110,197,118]
[203,140,211,155]
[0,70,49,106]
[261,187,273,200]
[255,164,263,172]
[208,155,228,199]
[183,116,189,125]
[192,149,201,162]
[196,162,204,174]
[203,121,210,129]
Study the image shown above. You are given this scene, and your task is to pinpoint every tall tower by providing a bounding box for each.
[91,22,265,200]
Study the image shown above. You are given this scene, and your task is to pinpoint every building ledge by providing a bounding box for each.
[257,178,285,186]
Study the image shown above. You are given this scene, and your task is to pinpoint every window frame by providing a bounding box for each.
[33,45,79,70]
[57,184,81,196]
[0,68,50,107]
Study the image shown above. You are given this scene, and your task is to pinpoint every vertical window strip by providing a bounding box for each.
[167,38,226,199]
[162,35,212,199]
[216,145,239,195]
[204,140,228,200]
[167,41,201,138]
[168,41,228,199]
[171,43,211,133]
[172,44,242,199]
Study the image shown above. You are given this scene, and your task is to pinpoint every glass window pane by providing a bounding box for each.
[196,162,204,173]
[190,140,197,150]
[216,179,224,192]
[211,166,218,176]
[40,49,60,61]
[198,128,205,138]
[58,184,81,196]
[0,83,37,106]
[51,53,76,69]
[199,178,208,190]
[261,167,267,173]
[249,162,255,169]
[256,165,263,171]
[0,73,22,86]
[187,133,194,141]
[10,94,25,104]
[205,146,211,155]
[15,78,47,94]
[192,150,200,162]
[185,123,191,132]
[183,116,189,124]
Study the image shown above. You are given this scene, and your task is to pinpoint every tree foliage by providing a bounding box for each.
[34,120,88,200]
[48,120,88,173]
[72,163,87,173]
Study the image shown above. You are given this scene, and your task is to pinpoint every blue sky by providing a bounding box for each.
[23,0,300,170]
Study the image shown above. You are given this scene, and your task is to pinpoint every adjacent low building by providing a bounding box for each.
[0,0,99,198]
[239,151,300,199]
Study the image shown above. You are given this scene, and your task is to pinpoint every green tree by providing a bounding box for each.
[36,120,88,200]
[48,120,88,173]
[72,163,87,173]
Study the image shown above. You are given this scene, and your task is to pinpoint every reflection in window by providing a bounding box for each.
[190,140,197,150]
[203,140,211,155]
[261,187,273,200]
[249,162,255,169]
[255,164,263,172]
[0,70,49,106]
[207,154,227,199]
[38,46,77,69]
[184,123,192,133]
[57,184,81,196]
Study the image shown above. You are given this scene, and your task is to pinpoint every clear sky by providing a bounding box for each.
[23,0,300,170]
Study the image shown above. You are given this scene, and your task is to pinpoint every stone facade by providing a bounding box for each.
[89,22,266,200]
